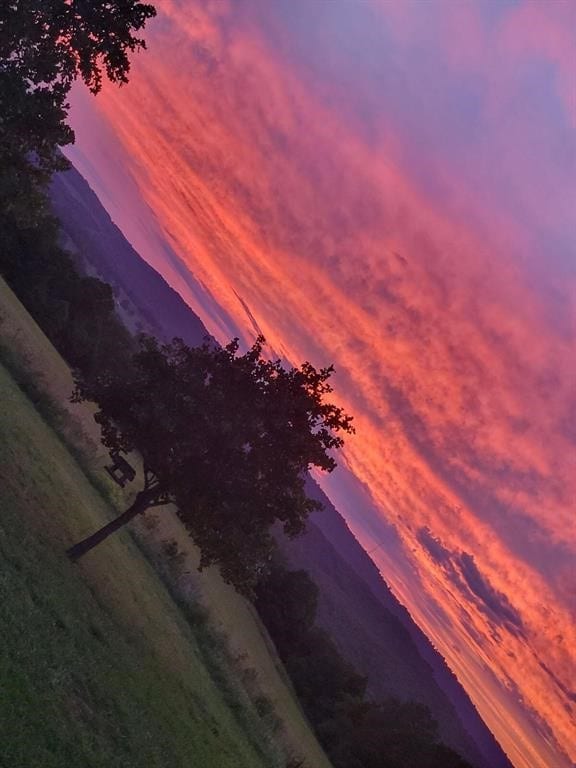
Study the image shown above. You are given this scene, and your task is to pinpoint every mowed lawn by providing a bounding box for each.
[143,511,331,767]
[0,277,332,768]
[0,360,279,768]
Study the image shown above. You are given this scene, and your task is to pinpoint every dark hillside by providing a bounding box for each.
[280,478,513,768]
[50,167,210,347]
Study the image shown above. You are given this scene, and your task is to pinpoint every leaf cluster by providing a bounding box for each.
[1,0,156,94]
[0,0,156,225]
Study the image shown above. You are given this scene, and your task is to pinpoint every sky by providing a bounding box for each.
[67,2,575,766]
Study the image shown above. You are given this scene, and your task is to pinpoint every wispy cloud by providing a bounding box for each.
[68,3,576,767]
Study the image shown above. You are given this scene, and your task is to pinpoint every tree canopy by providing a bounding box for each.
[0,0,156,223]
[1,0,156,95]
[68,335,354,592]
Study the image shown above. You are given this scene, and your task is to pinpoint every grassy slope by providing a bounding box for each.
[0,276,101,443]
[0,361,271,768]
[0,277,331,768]
[145,511,327,763]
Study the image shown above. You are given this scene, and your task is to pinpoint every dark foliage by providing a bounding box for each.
[255,562,475,768]
[0,66,72,224]
[253,567,319,653]
[0,0,156,223]
[0,1,151,384]
[1,0,156,95]
[0,209,133,376]
[0,1,153,370]
[69,336,354,592]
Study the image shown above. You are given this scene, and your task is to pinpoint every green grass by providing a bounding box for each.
[0,276,332,768]
[0,361,281,767]
[0,276,102,446]
[139,512,332,768]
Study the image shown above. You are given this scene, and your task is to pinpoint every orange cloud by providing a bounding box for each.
[68,3,576,767]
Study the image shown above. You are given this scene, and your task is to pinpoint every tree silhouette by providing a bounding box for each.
[67,335,354,593]
[0,0,156,222]
[1,0,156,95]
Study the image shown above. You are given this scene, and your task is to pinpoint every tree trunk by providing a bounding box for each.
[66,489,153,562]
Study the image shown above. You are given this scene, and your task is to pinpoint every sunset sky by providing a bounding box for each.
[67,2,575,767]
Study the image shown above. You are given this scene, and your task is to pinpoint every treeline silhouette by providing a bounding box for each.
[255,563,474,768]
[1,0,153,378]
[0,210,133,377]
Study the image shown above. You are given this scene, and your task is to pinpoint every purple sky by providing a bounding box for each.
[68,3,576,766]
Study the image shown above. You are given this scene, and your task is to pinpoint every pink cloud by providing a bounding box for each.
[68,2,576,766]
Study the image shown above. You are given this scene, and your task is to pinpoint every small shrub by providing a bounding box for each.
[141,512,159,531]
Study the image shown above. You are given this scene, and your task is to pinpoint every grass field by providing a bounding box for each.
[0,276,102,445]
[0,277,332,768]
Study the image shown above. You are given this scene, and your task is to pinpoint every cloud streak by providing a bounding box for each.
[68,2,576,767]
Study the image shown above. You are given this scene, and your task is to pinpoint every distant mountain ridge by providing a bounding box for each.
[50,165,512,768]
[284,478,513,768]
[50,167,211,348]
